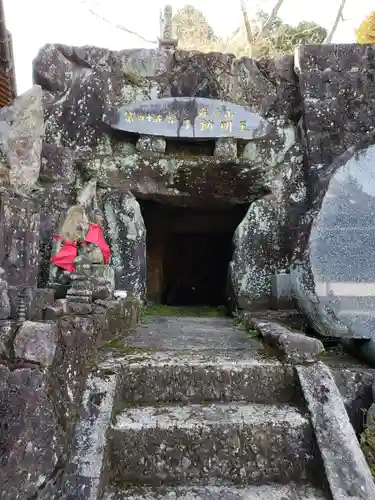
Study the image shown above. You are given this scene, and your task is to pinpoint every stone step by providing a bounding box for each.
[105,350,298,406]
[109,402,317,486]
[104,483,329,499]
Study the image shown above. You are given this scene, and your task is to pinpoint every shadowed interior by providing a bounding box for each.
[139,199,249,306]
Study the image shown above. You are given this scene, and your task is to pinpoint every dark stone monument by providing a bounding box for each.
[105,97,275,140]
[293,142,375,339]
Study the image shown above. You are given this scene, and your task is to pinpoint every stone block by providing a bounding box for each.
[14,320,59,366]
[249,317,323,363]
[0,193,40,288]
[278,332,324,364]
[104,192,146,298]
[56,315,99,422]
[0,366,65,500]
[58,374,117,500]
[94,297,140,342]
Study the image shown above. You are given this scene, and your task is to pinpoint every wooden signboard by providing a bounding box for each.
[106,97,274,140]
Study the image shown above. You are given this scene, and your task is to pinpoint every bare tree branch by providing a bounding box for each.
[324,0,347,43]
[81,0,157,44]
[239,0,286,57]
[257,0,285,40]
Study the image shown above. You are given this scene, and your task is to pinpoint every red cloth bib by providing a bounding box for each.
[50,235,78,272]
[84,224,111,264]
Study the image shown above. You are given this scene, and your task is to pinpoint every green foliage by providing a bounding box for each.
[361,410,375,477]
[172,6,327,57]
[356,12,375,44]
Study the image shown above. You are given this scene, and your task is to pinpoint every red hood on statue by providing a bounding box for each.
[50,236,78,273]
[84,223,111,264]
[50,224,111,272]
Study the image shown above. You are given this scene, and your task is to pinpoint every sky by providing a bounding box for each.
[3,0,374,93]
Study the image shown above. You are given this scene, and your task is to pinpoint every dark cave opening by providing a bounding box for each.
[138,199,249,307]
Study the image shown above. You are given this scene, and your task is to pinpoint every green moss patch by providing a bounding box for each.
[141,304,227,322]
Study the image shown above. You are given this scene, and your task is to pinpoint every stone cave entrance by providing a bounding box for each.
[138,199,249,307]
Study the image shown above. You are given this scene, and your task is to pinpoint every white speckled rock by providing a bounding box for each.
[230,195,285,309]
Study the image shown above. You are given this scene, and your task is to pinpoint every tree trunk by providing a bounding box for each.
[324,0,347,43]
[240,0,254,56]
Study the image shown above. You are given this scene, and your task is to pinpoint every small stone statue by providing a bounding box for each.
[49,205,88,285]
[0,267,10,320]
[159,4,178,50]
[162,5,173,41]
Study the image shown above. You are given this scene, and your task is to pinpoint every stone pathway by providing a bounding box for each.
[101,316,329,499]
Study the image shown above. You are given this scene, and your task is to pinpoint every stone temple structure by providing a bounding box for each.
[29,42,375,333]
[2,9,375,498]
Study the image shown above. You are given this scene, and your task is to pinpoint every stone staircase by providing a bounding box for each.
[100,317,330,499]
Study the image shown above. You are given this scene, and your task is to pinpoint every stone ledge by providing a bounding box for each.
[297,362,375,500]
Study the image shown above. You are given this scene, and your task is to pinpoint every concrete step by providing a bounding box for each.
[105,350,298,406]
[104,483,329,499]
[109,402,317,486]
